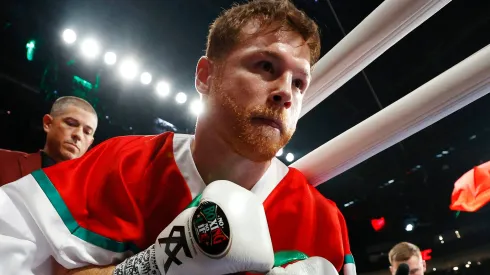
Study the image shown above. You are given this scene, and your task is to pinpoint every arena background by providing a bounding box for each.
[1,0,490,273]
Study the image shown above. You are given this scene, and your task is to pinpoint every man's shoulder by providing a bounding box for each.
[110,131,189,144]
[47,132,184,175]
[112,132,192,165]
[0,148,30,161]
[0,149,41,186]
[286,167,340,209]
[101,132,183,151]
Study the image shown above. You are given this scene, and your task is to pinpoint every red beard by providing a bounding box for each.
[209,81,295,162]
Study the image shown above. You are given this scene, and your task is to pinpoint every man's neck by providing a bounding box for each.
[192,127,271,191]
[40,148,58,168]
[42,145,61,163]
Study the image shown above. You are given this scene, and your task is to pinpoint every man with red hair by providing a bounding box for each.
[0,1,356,275]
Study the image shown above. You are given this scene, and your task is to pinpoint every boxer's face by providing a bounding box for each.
[390,256,426,275]
[200,23,311,162]
[43,105,97,162]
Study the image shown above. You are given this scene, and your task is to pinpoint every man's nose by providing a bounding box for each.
[267,73,293,109]
[72,128,82,142]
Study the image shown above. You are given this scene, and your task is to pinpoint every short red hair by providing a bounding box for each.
[206,0,321,65]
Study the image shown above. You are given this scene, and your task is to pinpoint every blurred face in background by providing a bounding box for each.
[391,255,426,275]
[43,104,97,162]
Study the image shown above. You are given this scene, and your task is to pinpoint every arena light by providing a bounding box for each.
[156,81,170,97]
[26,40,36,61]
[190,99,204,116]
[119,59,138,80]
[62,29,77,44]
[405,223,414,232]
[80,38,100,59]
[104,52,117,65]
[344,201,355,207]
[73,76,93,90]
[175,92,187,104]
[286,153,295,162]
[276,148,284,157]
[140,72,152,85]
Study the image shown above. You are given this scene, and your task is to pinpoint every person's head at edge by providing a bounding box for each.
[194,0,320,168]
[389,242,426,275]
[43,96,98,162]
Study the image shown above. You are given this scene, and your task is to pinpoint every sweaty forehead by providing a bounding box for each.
[236,21,311,64]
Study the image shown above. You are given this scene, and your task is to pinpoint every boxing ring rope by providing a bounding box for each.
[301,0,451,118]
[292,44,490,187]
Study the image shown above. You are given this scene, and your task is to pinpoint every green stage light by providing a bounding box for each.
[73,75,93,90]
[26,40,36,61]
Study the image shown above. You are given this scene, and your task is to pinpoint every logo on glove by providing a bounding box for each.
[158,226,193,273]
[191,201,231,258]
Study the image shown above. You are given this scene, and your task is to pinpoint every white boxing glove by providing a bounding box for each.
[267,257,339,275]
[113,180,274,275]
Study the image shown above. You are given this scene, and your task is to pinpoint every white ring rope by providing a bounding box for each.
[301,0,451,118]
[293,45,490,187]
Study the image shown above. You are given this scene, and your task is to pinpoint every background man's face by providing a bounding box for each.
[44,105,97,161]
[207,23,312,162]
[391,255,426,275]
